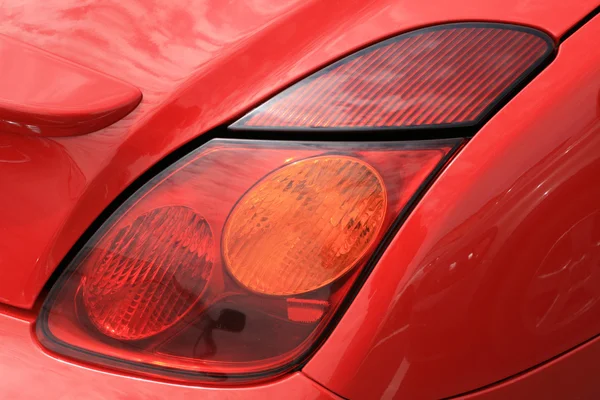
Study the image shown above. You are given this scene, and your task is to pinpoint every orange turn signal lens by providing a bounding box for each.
[223,156,386,296]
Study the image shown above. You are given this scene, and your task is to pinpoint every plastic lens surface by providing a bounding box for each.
[233,24,552,130]
[223,155,387,296]
[81,206,215,340]
[37,139,458,383]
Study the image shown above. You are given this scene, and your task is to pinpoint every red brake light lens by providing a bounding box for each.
[81,206,215,341]
[231,23,552,130]
[37,139,459,383]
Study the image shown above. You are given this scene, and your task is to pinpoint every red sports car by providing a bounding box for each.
[0,0,599,398]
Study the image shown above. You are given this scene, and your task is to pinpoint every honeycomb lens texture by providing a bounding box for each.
[236,25,550,129]
[223,156,386,295]
[82,206,214,340]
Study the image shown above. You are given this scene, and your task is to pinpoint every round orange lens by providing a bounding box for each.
[223,155,387,296]
[81,206,214,340]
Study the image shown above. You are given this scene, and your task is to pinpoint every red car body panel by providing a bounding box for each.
[461,333,600,399]
[0,0,596,309]
[306,13,600,399]
[0,0,599,399]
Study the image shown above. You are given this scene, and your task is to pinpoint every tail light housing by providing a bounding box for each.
[37,22,553,384]
[37,139,459,382]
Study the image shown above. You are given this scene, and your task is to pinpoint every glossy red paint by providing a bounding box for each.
[0,310,339,399]
[0,35,141,137]
[305,13,600,399]
[458,333,600,399]
[0,0,596,309]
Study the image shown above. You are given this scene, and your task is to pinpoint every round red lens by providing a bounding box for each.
[81,206,214,340]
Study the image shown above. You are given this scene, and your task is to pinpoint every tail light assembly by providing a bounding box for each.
[36,22,553,384]
[37,139,459,382]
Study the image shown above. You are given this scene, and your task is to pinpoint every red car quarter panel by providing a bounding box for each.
[0,0,596,309]
[305,12,600,400]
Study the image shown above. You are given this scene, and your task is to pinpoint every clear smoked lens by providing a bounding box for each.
[232,24,552,130]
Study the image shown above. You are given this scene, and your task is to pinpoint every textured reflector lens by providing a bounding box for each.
[223,156,386,295]
[82,206,214,340]
[233,23,552,129]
